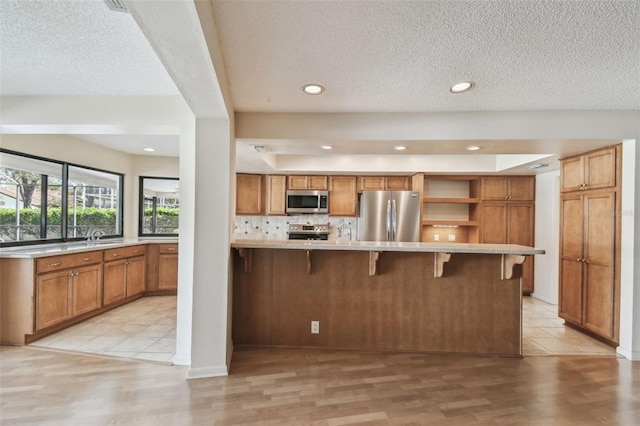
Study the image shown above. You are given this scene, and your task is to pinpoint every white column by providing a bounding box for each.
[618,139,640,360]
[187,117,233,378]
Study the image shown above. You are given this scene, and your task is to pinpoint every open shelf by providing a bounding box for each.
[422,220,479,227]
[423,197,480,204]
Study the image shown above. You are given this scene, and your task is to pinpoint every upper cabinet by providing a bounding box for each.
[329,176,358,216]
[481,177,535,201]
[287,175,328,190]
[358,176,410,192]
[265,175,287,216]
[236,174,264,215]
[561,146,618,193]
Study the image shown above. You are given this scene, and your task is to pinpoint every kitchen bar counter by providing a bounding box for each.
[232,240,545,357]
[231,239,544,255]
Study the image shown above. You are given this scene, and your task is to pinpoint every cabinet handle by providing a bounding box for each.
[166,248,176,251]
[83,257,92,261]
[112,253,120,257]
[134,249,140,253]
[577,258,581,262]
[51,262,63,267]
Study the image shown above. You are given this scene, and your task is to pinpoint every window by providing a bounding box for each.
[0,149,123,246]
[139,176,179,236]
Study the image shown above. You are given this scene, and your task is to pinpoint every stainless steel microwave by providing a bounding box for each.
[286,190,328,214]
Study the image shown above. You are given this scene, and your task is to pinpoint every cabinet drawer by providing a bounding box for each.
[104,245,146,261]
[158,244,178,254]
[37,250,103,274]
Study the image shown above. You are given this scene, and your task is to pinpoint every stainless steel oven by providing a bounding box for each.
[288,223,329,240]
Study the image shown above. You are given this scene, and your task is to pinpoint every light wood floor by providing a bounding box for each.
[1,345,638,425]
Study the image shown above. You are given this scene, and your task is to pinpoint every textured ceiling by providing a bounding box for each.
[0,0,178,96]
[211,0,640,113]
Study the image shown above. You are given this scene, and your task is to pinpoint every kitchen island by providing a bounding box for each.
[231,240,544,357]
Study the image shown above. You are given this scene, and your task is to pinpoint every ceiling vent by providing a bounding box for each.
[104,0,129,13]
[252,145,271,153]
[527,163,549,170]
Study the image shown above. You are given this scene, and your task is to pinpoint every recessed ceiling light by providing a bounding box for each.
[143,148,155,152]
[450,81,474,93]
[394,145,407,151]
[321,145,333,150]
[466,145,481,151]
[303,84,324,95]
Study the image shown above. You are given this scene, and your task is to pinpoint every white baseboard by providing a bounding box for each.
[187,365,229,379]
[529,293,557,306]
[616,346,640,361]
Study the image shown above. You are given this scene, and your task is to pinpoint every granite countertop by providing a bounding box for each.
[231,239,545,255]
[0,238,179,259]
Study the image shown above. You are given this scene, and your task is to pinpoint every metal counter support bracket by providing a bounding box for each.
[237,248,253,273]
[369,251,380,276]
[434,252,451,278]
[306,250,313,274]
[502,254,526,280]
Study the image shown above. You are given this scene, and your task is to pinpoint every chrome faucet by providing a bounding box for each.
[337,223,352,241]
[87,230,103,244]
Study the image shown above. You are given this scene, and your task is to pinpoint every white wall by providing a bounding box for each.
[533,171,560,304]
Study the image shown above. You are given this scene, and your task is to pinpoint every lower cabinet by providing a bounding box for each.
[158,245,179,291]
[103,245,146,306]
[36,262,103,331]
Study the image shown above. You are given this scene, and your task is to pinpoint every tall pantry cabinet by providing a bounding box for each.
[558,145,621,343]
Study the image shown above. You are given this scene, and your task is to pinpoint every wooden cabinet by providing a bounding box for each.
[358,176,410,192]
[236,174,264,215]
[103,245,146,306]
[265,175,287,215]
[481,202,535,293]
[561,146,617,193]
[35,251,103,331]
[559,144,620,343]
[481,176,534,201]
[329,176,358,216]
[158,244,179,291]
[559,191,617,340]
[287,175,327,190]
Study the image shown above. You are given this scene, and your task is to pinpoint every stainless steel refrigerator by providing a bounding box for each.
[358,190,421,242]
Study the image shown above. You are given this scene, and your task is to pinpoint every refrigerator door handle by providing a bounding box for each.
[391,199,397,241]
[386,199,392,241]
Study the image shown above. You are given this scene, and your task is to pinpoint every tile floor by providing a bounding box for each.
[29,296,177,363]
[29,295,617,362]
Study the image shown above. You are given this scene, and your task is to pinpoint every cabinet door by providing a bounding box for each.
[582,192,616,338]
[508,177,534,201]
[236,174,263,215]
[126,256,146,298]
[507,203,535,292]
[72,264,103,317]
[585,147,616,191]
[480,203,507,244]
[103,260,127,305]
[287,175,308,189]
[358,176,385,191]
[307,176,328,190]
[481,177,508,200]
[36,270,72,330]
[558,195,584,324]
[561,156,585,192]
[266,175,287,215]
[385,176,410,190]
[329,176,357,216]
[158,253,178,290]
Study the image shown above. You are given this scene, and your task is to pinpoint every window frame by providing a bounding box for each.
[0,148,124,247]
[138,176,180,238]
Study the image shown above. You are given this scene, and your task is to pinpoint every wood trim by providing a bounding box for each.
[434,252,451,278]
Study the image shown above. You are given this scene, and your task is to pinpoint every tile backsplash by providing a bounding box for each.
[234,215,358,241]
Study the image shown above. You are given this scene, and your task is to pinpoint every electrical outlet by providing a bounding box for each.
[311,320,319,334]
[448,234,456,241]
[434,234,439,241]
